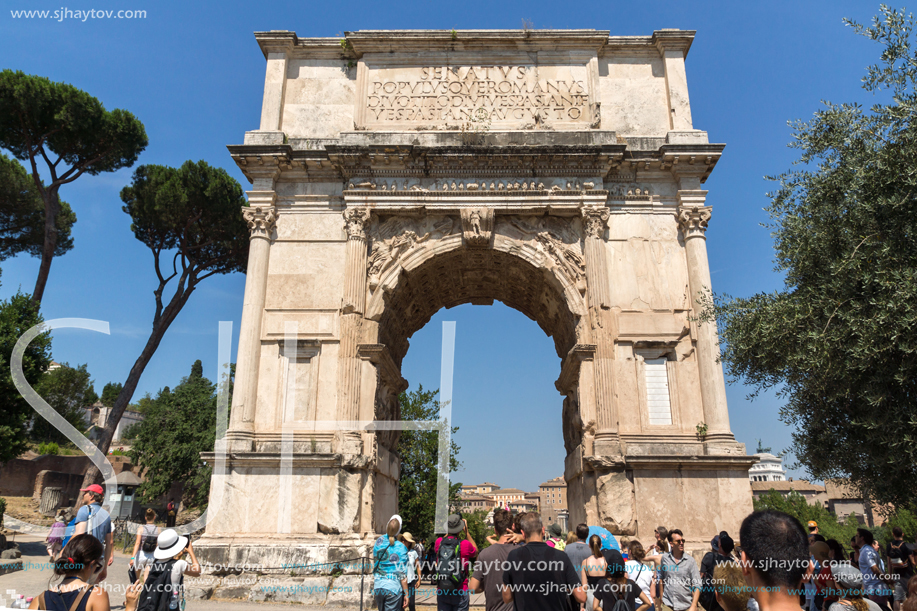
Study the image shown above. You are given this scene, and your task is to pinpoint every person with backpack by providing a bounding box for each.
[593,549,651,611]
[130,509,161,576]
[887,527,914,611]
[435,514,479,611]
[699,533,735,611]
[373,515,410,611]
[547,523,567,550]
[135,529,201,611]
[73,485,113,582]
[28,534,144,611]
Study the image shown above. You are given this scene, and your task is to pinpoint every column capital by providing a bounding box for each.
[581,205,610,239]
[343,206,371,240]
[242,205,277,239]
[676,191,711,239]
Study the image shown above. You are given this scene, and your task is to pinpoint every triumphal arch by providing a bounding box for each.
[197,28,755,587]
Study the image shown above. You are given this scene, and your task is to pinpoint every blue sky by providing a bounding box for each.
[0,0,886,492]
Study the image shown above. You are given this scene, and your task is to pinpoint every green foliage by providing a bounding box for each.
[710,6,917,508]
[397,385,463,544]
[0,153,75,262]
[128,360,232,507]
[100,382,123,406]
[884,507,917,543]
[130,392,155,414]
[462,509,490,550]
[0,70,147,302]
[120,161,249,279]
[0,70,147,175]
[32,362,94,443]
[121,422,142,441]
[37,441,59,455]
[0,287,51,462]
[753,490,858,550]
[696,422,708,440]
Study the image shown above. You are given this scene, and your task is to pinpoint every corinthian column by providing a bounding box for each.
[227,201,277,450]
[337,207,371,425]
[581,205,620,455]
[676,190,732,441]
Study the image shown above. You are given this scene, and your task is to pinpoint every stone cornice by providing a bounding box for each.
[255,29,697,60]
[651,29,695,57]
[227,138,725,185]
[346,30,611,55]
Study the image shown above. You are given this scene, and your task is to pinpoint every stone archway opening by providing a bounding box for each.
[377,245,580,369]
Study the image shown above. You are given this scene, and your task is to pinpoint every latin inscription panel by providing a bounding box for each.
[359,64,593,130]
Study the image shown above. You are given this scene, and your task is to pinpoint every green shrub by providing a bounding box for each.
[38,441,60,455]
[0,497,6,528]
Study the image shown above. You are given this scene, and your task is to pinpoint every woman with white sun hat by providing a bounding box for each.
[137,529,202,611]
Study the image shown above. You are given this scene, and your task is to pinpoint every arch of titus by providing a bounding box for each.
[198,28,755,573]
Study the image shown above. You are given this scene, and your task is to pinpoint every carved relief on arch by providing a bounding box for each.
[366,215,458,291]
[495,215,587,296]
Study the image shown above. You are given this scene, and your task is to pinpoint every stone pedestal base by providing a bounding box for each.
[566,441,756,544]
[189,535,377,604]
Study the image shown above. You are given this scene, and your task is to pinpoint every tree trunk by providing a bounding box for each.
[80,283,194,491]
[32,189,61,304]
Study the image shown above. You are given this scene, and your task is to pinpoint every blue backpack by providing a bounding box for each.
[60,505,99,548]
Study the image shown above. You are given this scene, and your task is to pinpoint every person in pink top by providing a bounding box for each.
[434,514,478,611]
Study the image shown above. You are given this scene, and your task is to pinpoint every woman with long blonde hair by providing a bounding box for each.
[372,515,409,611]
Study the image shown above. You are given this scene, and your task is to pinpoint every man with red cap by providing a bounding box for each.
[73,484,113,581]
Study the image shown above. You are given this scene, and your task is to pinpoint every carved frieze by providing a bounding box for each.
[345,176,605,193]
[498,215,587,293]
[367,215,457,290]
[461,207,494,248]
[242,206,277,238]
[606,183,653,199]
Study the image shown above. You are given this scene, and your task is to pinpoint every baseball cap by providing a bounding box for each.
[807,521,818,529]
[80,484,104,495]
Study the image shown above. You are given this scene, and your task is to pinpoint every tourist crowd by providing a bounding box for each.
[372,509,917,611]
[25,488,917,611]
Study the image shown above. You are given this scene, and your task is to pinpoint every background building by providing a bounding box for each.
[539,476,567,528]
[748,441,787,482]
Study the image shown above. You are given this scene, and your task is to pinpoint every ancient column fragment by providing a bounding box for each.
[676,190,731,440]
[581,205,619,455]
[338,207,371,424]
[227,201,277,448]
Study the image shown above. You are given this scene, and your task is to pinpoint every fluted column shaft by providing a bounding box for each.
[338,207,371,423]
[582,206,619,454]
[677,190,732,439]
[228,201,277,443]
